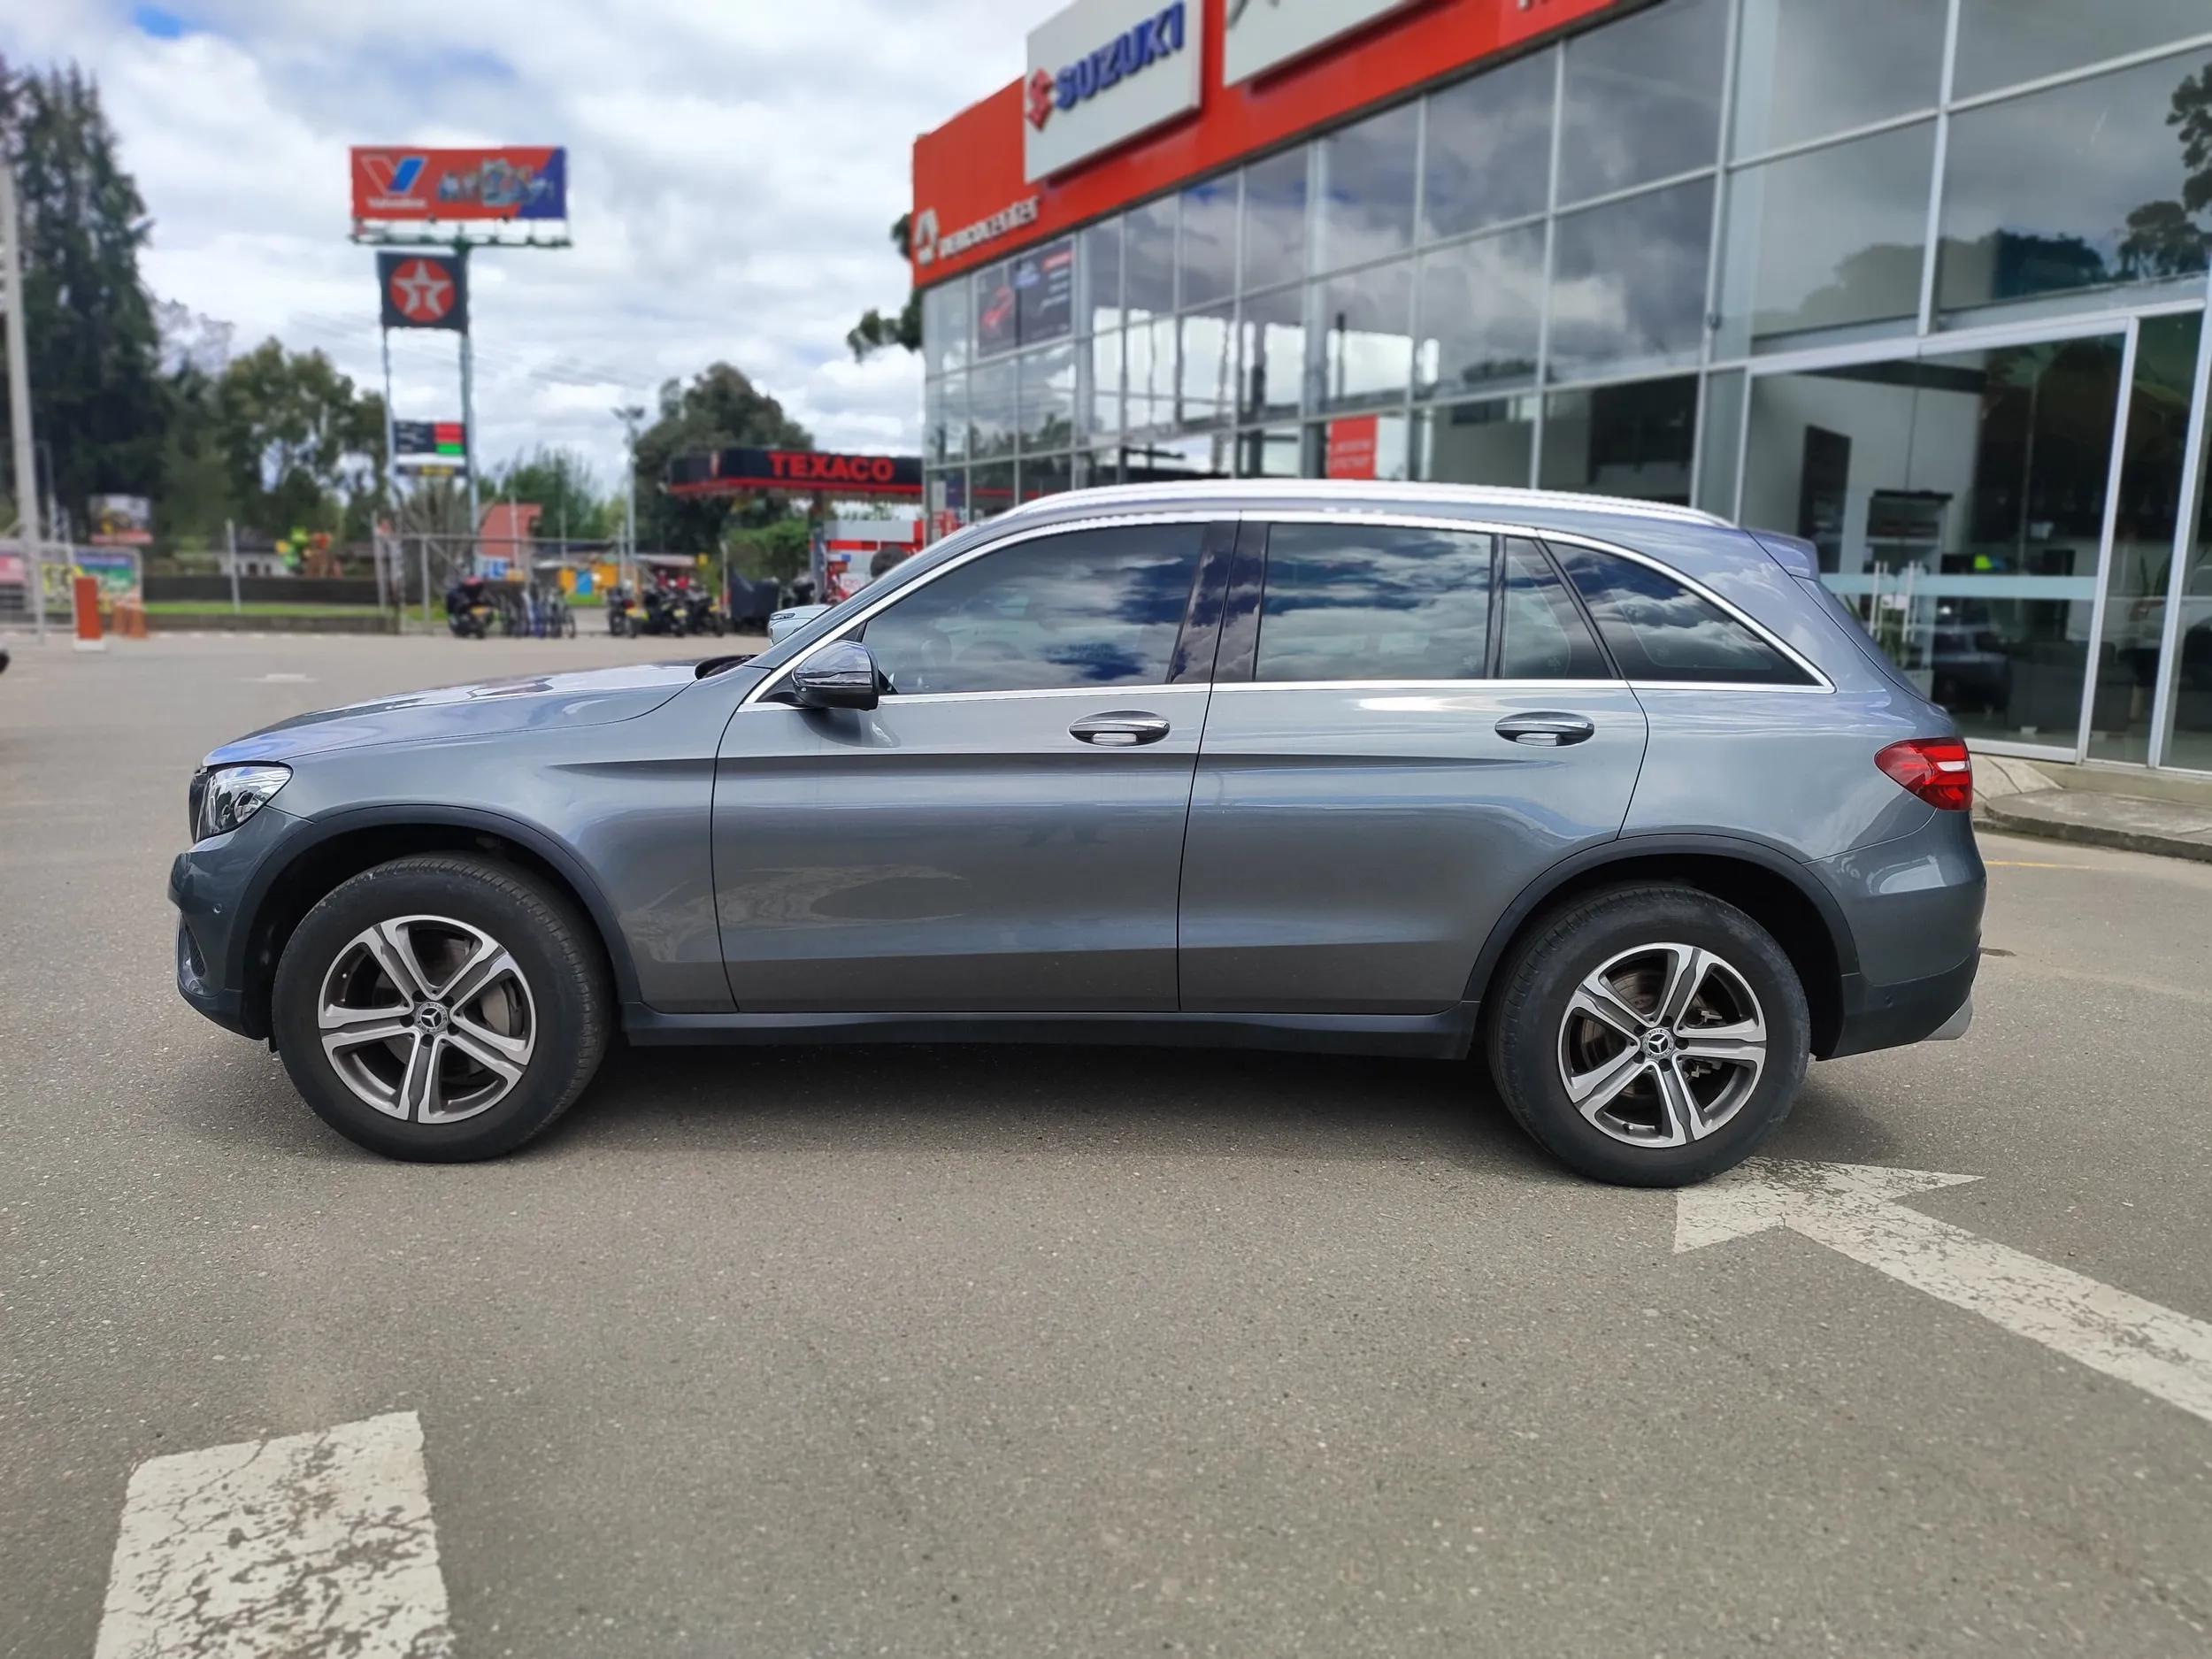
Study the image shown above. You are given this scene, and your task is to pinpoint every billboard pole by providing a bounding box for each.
[1,154,44,641]
[458,246,480,567]
[379,323,397,610]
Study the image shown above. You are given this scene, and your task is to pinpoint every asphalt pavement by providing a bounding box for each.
[4,631,2211,1658]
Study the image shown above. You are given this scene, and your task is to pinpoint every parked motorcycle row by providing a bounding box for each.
[443,575,578,641]
[604,578,725,639]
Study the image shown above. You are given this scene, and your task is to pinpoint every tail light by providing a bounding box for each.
[1876,737,1972,811]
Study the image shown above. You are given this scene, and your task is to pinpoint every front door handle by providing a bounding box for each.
[1070,711,1171,748]
[1496,711,1596,748]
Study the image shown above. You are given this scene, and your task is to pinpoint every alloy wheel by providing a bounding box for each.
[317,915,537,1125]
[1556,942,1768,1148]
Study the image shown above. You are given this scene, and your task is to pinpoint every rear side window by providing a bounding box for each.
[1552,544,1814,686]
[1255,524,1494,682]
[1498,540,1612,680]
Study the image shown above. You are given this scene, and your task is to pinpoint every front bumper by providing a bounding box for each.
[169,805,299,1039]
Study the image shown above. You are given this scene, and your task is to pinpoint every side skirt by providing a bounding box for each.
[621,1003,1481,1062]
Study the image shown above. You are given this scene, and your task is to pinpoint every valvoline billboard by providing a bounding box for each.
[350,147,567,222]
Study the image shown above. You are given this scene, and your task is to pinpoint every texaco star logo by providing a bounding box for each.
[388,258,455,324]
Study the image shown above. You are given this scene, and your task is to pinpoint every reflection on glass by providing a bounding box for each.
[1499,539,1611,679]
[1557,545,1809,683]
[2091,314,2203,762]
[1423,50,1555,242]
[926,373,966,464]
[1696,369,1746,519]
[1740,338,2125,748]
[924,469,968,534]
[1255,524,1494,682]
[1179,304,1235,430]
[1125,196,1177,317]
[1085,330,1123,438]
[1079,217,1123,334]
[1955,0,2212,100]
[1017,453,1073,505]
[2157,409,2212,772]
[1317,260,1413,412]
[970,459,1015,518]
[1018,344,1076,453]
[973,260,1019,358]
[1075,449,1121,489]
[1241,146,1310,293]
[1239,284,1307,422]
[1316,102,1418,273]
[1548,180,1714,380]
[1181,176,1238,309]
[1320,412,1409,481]
[967,357,1018,459]
[924,277,970,377]
[1730,0,1944,158]
[863,525,1203,695]
[1416,226,1543,399]
[1414,396,1536,488]
[1938,52,2212,321]
[1540,376,1697,503]
[1122,431,1233,484]
[1717,120,1934,357]
[1125,316,1177,434]
[1557,0,1726,204]
[1238,425,1306,478]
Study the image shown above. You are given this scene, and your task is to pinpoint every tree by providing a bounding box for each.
[0,61,168,531]
[2119,58,2212,281]
[726,514,812,585]
[489,445,615,544]
[846,213,922,362]
[633,362,811,554]
[214,338,385,540]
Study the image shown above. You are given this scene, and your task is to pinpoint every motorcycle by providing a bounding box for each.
[605,584,637,638]
[681,589,726,637]
[636,584,686,637]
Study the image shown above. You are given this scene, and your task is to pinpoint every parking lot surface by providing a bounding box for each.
[4,632,2211,1657]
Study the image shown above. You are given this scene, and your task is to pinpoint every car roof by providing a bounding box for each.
[989,480,1730,530]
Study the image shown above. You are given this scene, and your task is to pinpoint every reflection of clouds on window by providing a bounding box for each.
[1417,226,1544,396]
[1257,526,1494,682]
[1731,0,1945,158]
[1954,0,2212,100]
[1181,178,1238,309]
[1317,261,1413,411]
[1556,546,1809,684]
[1548,181,1714,380]
[1241,146,1310,292]
[1316,104,1418,273]
[1424,50,1554,242]
[862,526,1202,695]
[1557,0,1725,204]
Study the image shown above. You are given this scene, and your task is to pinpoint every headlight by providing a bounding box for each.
[193,764,290,841]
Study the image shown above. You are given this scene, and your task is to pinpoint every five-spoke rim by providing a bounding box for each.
[1556,942,1767,1148]
[318,915,536,1125]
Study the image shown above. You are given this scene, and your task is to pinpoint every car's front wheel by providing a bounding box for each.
[1486,885,1809,1187]
[271,855,611,1161]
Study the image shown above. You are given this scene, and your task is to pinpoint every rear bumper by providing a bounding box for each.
[1826,950,1978,1059]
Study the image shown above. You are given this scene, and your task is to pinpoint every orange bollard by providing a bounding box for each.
[72,574,105,652]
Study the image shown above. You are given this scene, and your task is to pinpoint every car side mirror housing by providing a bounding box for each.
[790,640,883,710]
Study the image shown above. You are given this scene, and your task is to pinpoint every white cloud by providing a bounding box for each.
[1,0,1069,484]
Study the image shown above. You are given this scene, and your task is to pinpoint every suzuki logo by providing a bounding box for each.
[1026,68,1056,131]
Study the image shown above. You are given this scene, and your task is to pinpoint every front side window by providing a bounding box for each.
[1552,544,1813,685]
[860,526,1203,695]
[1255,524,1494,682]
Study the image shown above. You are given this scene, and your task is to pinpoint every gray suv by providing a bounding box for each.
[171,482,1983,1186]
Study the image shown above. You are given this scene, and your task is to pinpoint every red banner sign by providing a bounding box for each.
[350,147,567,222]
[1325,415,1379,480]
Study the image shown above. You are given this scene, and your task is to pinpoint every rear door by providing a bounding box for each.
[1178,522,1649,1014]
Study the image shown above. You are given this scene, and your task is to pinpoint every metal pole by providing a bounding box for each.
[0,151,42,641]
[226,518,240,613]
[419,534,432,630]
[459,249,479,569]
[379,324,396,614]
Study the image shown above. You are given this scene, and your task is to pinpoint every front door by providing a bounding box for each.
[1179,524,1649,1013]
[713,519,1227,1012]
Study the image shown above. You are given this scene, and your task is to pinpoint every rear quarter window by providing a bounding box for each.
[1551,544,1815,687]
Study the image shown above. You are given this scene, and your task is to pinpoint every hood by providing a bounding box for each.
[204,660,703,764]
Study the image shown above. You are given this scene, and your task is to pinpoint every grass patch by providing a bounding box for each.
[145,600,389,618]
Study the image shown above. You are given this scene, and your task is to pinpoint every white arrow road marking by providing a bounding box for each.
[1678,1159,2212,1427]
[94,1411,453,1658]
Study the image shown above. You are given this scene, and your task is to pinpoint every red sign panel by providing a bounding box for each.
[350,147,567,222]
[912,0,1627,284]
[668,448,924,499]
[1325,415,1379,480]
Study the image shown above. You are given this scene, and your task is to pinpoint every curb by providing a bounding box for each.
[1978,800,2212,864]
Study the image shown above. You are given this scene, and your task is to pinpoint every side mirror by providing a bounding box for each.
[790,640,883,710]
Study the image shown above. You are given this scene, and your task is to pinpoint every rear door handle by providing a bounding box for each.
[1495,712,1596,748]
[1070,711,1171,748]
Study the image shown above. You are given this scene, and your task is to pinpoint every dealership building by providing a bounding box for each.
[908,0,2212,773]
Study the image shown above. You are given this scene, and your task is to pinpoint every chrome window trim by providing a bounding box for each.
[1214,677,1626,694]
[1240,509,1836,692]
[739,511,1224,710]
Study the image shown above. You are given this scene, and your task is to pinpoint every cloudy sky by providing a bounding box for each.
[1,0,1064,485]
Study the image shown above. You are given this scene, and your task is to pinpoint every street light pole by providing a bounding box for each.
[614,403,645,591]
[0,150,43,641]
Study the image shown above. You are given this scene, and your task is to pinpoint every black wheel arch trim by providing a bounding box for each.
[1463,830,1863,1040]
[225,803,644,1017]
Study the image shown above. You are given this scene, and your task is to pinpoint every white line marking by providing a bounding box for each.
[95,1411,453,1658]
[1678,1160,2212,1426]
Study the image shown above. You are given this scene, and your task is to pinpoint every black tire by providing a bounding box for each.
[1485,884,1809,1187]
[271,854,611,1162]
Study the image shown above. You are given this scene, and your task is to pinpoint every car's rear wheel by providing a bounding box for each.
[271,855,610,1161]
[1486,885,1809,1187]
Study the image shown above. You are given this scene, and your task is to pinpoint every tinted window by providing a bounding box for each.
[1498,540,1611,680]
[862,526,1202,695]
[1256,525,1494,682]
[1553,544,1812,685]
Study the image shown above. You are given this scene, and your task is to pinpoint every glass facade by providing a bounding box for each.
[919,0,2212,770]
